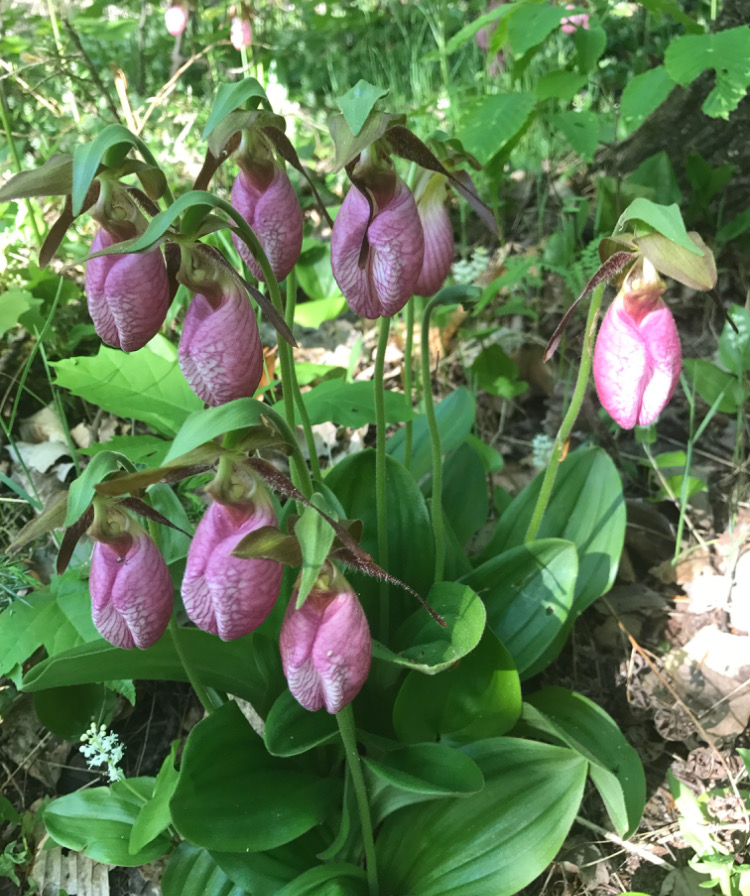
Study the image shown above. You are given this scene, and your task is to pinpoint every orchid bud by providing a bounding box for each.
[280,567,371,714]
[179,283,264,407]
[331,170,424,319]
[89,520,173,650]
[230,15,252,50]
[231,160,303,283]
[413,172,454,298]
[85,227,171,352]
[182,476,283,641]
[165,4,188,35]
[593,258,681,429]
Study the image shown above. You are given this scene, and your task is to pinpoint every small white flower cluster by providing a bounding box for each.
[532,433,555,469]
[79,722,125,782]
[451,246,489,285]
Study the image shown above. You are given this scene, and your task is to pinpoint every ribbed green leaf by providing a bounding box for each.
[170,702,340,852]
[377,738,587,896]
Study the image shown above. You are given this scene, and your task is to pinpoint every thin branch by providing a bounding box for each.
[574,816,676,870]
[137,40,228,134]
[62,17,121,122]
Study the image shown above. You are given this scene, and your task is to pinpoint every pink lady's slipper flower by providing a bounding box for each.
[230,15,252,50]
[331,168,424,319]
[593,258,681,429]
[165,4,188,35]
[181,476,283,641]
[179,280,263,407]
[561,4,589,33]
[89,518,174,650]
[413,171,454,297]
[85,227,171,353]
[231,158,303,283]
[475,0,507,76]
[280,566,371,714]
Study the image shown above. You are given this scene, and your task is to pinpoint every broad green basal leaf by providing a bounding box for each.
[44,778,171,866]
[392,631,521,744]
[462,539,577,677]
[718,304,750,376]
[366,741,485,827]
[264,689,338,757]
[388,387,476,482]
[170,701,340,852]
[377,738,587,896]
[130,742,180,854]
[326,450,434,630]
[523,688,646,839]
[375,582,486,674]
[22,628,269,708]
[276,379,414,428]
[479,446,625,617]
[364,742,484,803]
[162,843,249,896]
[276,863,368,896]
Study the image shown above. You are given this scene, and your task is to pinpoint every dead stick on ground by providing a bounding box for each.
[574,815,675,870]
[605,597,750,832]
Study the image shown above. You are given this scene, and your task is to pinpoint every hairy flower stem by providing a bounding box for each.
[525,284,604,543]
[284,270,322,481]
[421,295,445,582]
[336,704,378,896]
[374,315,391,640]
[402,299,416,469]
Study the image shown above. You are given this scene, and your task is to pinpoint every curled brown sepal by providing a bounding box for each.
[57,505,95,575]
[118,497,192,537]
[8,491,69,557]
[94,462,215,497]
[383,125,498,238]
[194,145,236,193]
[0,153,74,201]
[543,250,636,363]
[247,457,447,627]
[39,182,101,269]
